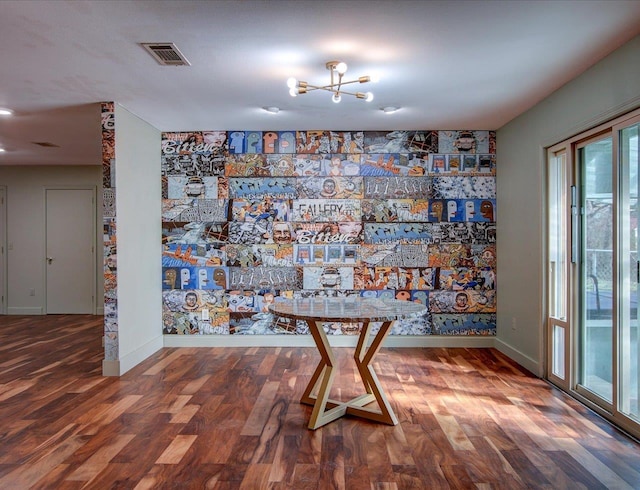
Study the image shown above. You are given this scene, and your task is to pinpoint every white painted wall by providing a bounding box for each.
[496,34,640,375]
[113,104,163,374]
[0,165,103,314]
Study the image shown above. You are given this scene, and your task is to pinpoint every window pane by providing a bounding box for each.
[549,152,567,319]
[580,138,613,402]
[553,324,566,379]
[620,123,639,421]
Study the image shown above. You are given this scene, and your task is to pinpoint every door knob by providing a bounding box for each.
[47,257,54,264]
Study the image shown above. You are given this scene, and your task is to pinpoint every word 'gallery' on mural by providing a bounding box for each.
[108,123,498,338]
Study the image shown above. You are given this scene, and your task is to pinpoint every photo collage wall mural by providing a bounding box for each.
[160,130,497,337]
[101,102,118,360]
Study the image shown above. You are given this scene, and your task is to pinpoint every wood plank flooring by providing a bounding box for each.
[1,315,640,489]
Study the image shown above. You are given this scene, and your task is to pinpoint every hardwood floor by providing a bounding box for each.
[1,315,639,489]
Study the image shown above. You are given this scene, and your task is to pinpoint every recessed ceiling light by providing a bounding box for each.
[264,106,280,114]
[382,106,399,114]
[0,108,13,116]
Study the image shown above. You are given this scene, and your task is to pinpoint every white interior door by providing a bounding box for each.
[45,188,96,314]
[0,186,6,314]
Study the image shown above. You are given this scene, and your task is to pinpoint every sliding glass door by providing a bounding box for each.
[546,109,640,439]
[619,122,639,422]
[577,135,614,404]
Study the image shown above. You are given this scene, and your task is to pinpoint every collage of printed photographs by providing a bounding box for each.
[102,103,118,361]
[154,128,497,337]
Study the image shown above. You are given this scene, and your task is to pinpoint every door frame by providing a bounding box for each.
[544,107,640,440]
[43,185,98,315]
[544,145,573,392]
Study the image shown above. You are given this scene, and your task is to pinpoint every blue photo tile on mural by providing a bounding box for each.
[478,154,495,173]
[228,131,246,154]
[245,131,262,153]
[278,131,296,153]
[160,267,198,289]
[445,200,465,222]
[195,266,228,289]
[411,290,429,306]
[463,199,496,222]
[360,154,402,176]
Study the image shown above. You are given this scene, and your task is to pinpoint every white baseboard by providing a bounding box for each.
[102,359,120,376]
[385,336,495,348]
[164,334,318,348]
[106,335,522,377]
[102,335,164,376]
[494,338,541,376]
[7,307,44,315]
[96,306,105,315]
[163,334,495,349]
[118,335,164,375]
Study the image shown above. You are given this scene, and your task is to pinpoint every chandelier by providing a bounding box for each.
[287,61,374,103]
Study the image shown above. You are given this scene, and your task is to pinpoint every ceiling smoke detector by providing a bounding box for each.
[140,43,190,66]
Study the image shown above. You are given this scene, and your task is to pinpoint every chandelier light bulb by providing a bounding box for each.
[365,92,374,102]
[332,93,341,104]
[0,108,13,116]
[289,88,298,97]
[286,77,297,89]
[335,62,347,75]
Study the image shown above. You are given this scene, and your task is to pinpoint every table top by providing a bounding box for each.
[268,297,427,323]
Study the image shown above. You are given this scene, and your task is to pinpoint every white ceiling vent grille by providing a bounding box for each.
[140,43,190,66]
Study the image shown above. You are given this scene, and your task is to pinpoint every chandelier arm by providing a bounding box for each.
[306,79,366,92]
[307,84,339,92]
[328,88,361,97]
[333,78,368,87]
[302,86,365,97]
[336,73,344,94]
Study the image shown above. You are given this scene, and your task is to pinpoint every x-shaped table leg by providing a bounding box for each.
[301,319,397,429]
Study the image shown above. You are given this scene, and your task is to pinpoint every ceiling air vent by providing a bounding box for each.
[140,43,190,66]
[32,141,60,148]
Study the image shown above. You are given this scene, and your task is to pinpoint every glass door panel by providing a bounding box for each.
[549,152,568,320]
[619,122,639,421]
[547,149,570,384]
[579,137,613,402]
[552,323,566,379]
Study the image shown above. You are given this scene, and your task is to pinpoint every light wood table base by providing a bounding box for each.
[301,319,397,430]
